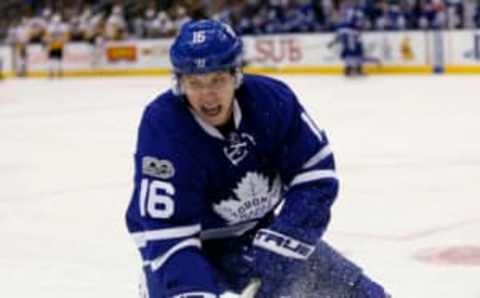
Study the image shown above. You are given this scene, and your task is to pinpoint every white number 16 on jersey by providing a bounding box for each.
[139,178,175,219]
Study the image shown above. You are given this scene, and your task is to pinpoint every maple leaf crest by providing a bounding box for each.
[213,172,282,225]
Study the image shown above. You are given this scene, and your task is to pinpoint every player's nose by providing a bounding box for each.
[198,89,218,102]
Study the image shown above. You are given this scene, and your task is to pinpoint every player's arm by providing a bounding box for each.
[64,24,71,43]
[43,30,51,45]
[327,33,340,48]
[251,81,339,296]
[267,80,338,244]
[271,95,337,244]
[125,106,226,297]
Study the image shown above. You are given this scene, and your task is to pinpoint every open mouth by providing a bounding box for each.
[201,105,222,117]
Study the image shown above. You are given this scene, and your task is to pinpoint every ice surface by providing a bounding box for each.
[1,75,479,298]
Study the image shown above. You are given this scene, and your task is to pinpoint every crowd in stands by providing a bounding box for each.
[2,0,480,44]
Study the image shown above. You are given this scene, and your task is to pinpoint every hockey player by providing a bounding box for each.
[8,18,30,77]
[125,19,390,298]
[44,14,69,78]
[328,0,366,76]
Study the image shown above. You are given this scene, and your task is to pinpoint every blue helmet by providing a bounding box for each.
[170,19,243,75]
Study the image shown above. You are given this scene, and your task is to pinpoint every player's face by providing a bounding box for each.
[181,71,235,126]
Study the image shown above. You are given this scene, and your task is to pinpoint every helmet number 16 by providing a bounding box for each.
[139,178,175,219]
[192,31,206,44]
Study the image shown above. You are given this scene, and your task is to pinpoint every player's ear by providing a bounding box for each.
[233,67,243,89]
[172,74,183,95]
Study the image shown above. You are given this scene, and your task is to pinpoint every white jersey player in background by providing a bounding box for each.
[44,14,70,78]
[7,18,31,77]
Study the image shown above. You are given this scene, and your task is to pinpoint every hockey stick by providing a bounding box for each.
[221,279,261,298]
[240,279,261,298]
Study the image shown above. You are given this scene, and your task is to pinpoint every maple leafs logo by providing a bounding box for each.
[223,132,256,166]
[213,172,282,225]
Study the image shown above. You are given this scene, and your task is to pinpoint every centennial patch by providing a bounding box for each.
[142,156,175,179]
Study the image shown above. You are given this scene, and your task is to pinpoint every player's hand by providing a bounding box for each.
[249,246,305,298]
[353,277,391,298]
[249,228,315,297]
[218,248,256,291]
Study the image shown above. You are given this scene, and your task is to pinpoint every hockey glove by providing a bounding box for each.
[250,229,315,298]
[353,276,391,298]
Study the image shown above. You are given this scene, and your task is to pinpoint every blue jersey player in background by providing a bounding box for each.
[328,0,366,77]
[126,19,390,298]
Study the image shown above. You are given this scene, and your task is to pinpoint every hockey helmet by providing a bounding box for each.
[169,19,243,75]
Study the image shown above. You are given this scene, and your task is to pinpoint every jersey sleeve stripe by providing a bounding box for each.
[200,220,258,240]
[145,238,202,271]
[172,292,217,298]
[290,169,337,187]
[131,224,201,248]
[301,112,324,142]
[302,145,333,170]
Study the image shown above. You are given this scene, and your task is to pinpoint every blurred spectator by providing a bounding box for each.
[417,0,446,29]
[143,5,158,37]
[475,2,480,27]
[150,11,176,38]
[84,12,105,44]
[376,2,408,30]
[70,6,93,41]
[6,17,30,76]
[105,4,127,40]
[226,1,255,35]
[444,0,464,28]
[315,0,339,30]
[29,8,50,43]
[280,0,316,33]
[171,5,191,33]
[212,0,230,27]
[1,0,480,45]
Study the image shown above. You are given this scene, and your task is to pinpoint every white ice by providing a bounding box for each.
[1,75,479,298]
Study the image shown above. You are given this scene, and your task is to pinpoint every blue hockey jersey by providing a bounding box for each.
[332,2,365,59]
[125,74,339,297]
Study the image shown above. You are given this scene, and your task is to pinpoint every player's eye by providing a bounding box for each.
[183,79,202,90]
[211,77,224,88]
[211,75,230,88]
[189,81,203,89]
